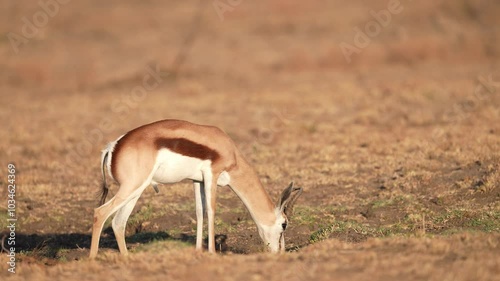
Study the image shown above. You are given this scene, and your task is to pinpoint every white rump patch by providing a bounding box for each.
[103,134,125,180]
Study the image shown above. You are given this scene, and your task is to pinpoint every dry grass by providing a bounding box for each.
[2,233,499,281]
[1,0,500,280]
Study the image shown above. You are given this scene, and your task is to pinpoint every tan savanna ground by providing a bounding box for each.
[1,0,500,280]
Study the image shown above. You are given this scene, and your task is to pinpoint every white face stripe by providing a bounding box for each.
[256,208,288,253]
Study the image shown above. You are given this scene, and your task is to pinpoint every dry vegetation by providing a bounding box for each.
[0,0,499,280]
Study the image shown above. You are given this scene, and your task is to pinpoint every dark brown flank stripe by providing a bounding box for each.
[111,137,221,180]
[155,138,221,162]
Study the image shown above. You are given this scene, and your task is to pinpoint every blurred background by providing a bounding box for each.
[0,0,499,273]
[1,0,499,172]
[1,0,498,93]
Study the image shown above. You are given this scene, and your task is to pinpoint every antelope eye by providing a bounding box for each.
[281,222,287,230]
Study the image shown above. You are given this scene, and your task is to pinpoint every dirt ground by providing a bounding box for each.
[1,0,499,280]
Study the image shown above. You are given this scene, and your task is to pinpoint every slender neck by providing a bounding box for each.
[229,152,277,227]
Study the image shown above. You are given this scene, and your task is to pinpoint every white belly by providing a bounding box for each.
[152,149,209,184]
[151,149,231,186]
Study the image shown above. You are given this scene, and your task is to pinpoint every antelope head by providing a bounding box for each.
[258,182,303,253]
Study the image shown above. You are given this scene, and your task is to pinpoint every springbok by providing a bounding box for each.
[89,119,302,258]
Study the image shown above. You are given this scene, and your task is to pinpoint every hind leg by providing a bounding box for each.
[90,182,147,258]
[112,195,141,255]
[90,195,131,258]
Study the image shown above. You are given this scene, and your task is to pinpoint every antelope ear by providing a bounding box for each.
[277,182,303,217]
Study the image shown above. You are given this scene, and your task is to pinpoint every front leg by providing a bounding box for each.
[193,181,205,251]
[202,170,217,253]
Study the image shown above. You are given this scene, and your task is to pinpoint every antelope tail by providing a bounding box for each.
[98,146,111,206]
